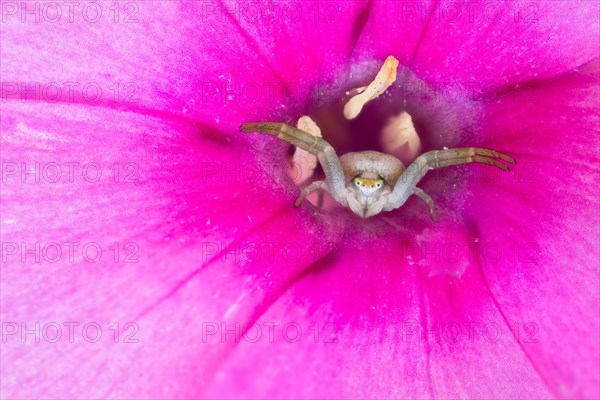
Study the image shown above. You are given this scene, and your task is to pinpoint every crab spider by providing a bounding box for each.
[240,122,515,220]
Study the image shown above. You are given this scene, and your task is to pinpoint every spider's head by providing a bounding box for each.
[348,174,390,218]
[352,176,385,196]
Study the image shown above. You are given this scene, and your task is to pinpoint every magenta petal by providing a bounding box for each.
[0,2,296,131]
[352,0,599,92]
[225,0,372,106]
[0,102,344,397]
[202,233,553,398]
[465,60,600,398]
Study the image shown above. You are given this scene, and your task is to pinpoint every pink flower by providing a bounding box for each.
[1,1,598,398]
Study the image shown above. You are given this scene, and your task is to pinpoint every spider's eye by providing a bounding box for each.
[376,183,381,187]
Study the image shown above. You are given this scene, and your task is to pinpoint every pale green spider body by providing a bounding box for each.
[241,122,515,220]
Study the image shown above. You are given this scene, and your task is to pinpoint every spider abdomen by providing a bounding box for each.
[340,151,405,186]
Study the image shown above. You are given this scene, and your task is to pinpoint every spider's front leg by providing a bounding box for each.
[384,147,515,212]
[240,123,349,206]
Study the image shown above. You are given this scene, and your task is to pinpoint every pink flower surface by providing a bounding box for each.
[1,1,598,398]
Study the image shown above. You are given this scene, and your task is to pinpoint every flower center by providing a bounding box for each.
[306,58,480,162]
[281,57,482,225]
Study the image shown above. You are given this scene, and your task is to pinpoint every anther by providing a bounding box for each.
[343,55,399,120]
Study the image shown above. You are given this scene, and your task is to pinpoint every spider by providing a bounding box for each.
[240,122,515,220]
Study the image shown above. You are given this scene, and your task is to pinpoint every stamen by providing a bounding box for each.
[343,55,399,120]
[346,86,368,97]
[289,116,322,185]
[380,111,422,162]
